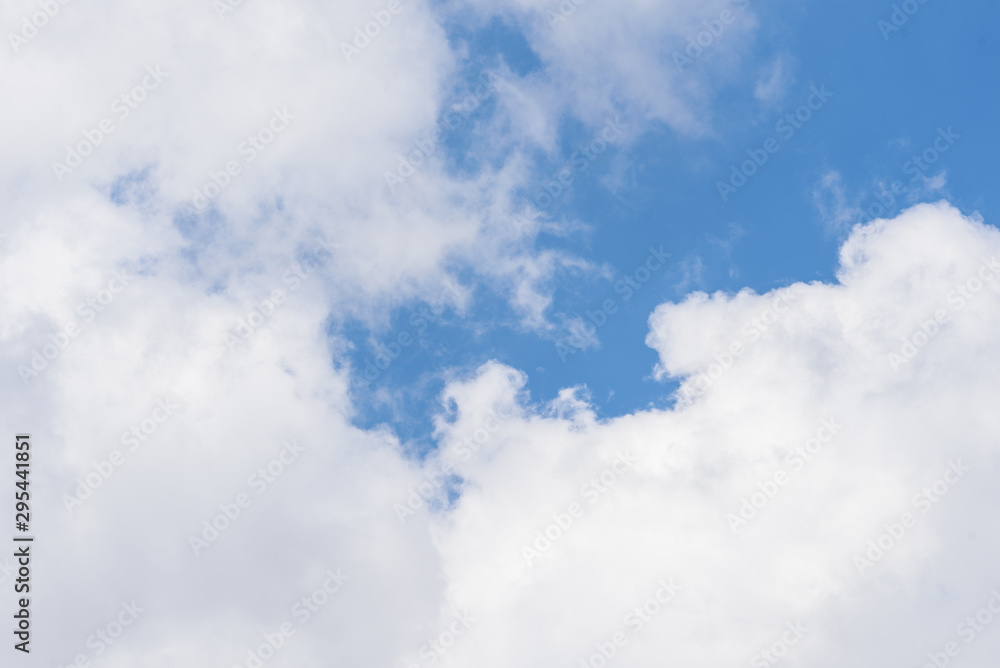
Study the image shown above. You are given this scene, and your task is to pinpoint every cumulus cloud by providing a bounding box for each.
[5,132,1000,668]
[4,0,998,665]
[419,203,1000,668]
[0,0,768,340]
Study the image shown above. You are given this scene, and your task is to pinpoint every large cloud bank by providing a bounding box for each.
[1,0,999,666]
[6,196,1000,668]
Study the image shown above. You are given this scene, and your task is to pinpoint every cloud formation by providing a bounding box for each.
[2,0,998,665]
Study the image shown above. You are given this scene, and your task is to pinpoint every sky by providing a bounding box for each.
[1,0,1000,666]
[347,0,1000,447]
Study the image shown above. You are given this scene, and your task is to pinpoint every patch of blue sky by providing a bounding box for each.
[346,0,1000,455]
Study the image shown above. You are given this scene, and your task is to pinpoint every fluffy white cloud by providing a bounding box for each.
[0,0,766,339]
[419,202,1000,668]
[4,0,998,665]
[4,155,1000,668]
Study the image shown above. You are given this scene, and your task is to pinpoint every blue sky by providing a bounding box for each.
[348,0,1000,452]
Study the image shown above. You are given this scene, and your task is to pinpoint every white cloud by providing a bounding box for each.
[5,0,998,664]
[0,0,770,341]
[812,170,863,235]
[423,202,1000,668]
[3,120,1000,667]
[754,55,795,106]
